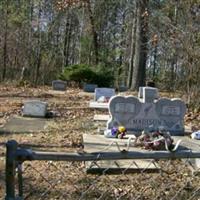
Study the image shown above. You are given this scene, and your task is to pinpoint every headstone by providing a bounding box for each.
[83,83,98,93]
[138,86,159,103]
[155,98,186,134]
[95,88,115,101]
[107,96,186,135]
[143,87,159,103]
[118,85,128,92]
[22,100,47,117]
[52,80,67,91]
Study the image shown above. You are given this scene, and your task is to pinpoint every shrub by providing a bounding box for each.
[59,64,114,87]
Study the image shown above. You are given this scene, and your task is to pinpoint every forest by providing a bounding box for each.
[0,0,199,106]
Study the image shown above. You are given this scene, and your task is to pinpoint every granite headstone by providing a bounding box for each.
[52,80,67,91]
[107,96,186,135]
[138,87,159,103]
[95,88,115,101]
[22,100,47,117]
[83,83,98,93]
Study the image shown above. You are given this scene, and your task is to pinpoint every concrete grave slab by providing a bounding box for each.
[0,116,48,133]
[89,101,109,109]
[107,96,186,135]
[173,136,200,171]
[22,100,47,117]
[52,80,67,91]
[93,114,110,121]
[47,90,66,95]
[83,134,160,173]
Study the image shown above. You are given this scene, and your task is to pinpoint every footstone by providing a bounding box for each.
[95,88,115,101]
[83,84,98,92]
[52,80,67,91]
[0,116,47,133]
[107,96,186,135]
[22,100,47,117]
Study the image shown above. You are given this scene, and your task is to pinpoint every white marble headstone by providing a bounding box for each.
[52,80,67,91]
[95,88,115,101]
[22,100,47,117]
[107,96,186,135]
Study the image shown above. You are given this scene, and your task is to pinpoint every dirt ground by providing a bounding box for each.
[1,84,200,200]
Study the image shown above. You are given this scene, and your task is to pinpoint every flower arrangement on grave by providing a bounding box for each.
[97,96,110,103]
[111,126,127,139]
[135,127,174,151]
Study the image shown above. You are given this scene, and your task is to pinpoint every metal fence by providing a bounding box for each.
[5,140,200,200]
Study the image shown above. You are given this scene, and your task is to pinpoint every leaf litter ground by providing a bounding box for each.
[0,85,200,200]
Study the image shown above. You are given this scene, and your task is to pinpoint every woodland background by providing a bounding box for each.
[0,0,199,106]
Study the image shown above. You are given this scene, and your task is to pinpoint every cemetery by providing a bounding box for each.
[1,85,200,200]
[0,0,199,199]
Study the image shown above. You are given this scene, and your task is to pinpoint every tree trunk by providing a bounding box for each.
[63,14,72,68]
[34,2,42,86]
[86,1,99,65]
[127,4,137,88]
[130,0,149,90]
[2,0,9,81]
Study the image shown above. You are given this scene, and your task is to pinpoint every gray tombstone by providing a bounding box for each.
[155,98,186,134]
[118,85,128,92]
[107,96,186,135]
[107,96,142,131]
[138,87,159,103]
[143,87,159,103]
[22,100,47,117]
[83,83,98,93]
[95,88,115,101]
[52,80,67,91]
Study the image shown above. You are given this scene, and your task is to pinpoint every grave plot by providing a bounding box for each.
[83,134,160,174]
[89,88,115,109]
[0,116,48,133]
[83,87,192,173]
[0,100,50,134]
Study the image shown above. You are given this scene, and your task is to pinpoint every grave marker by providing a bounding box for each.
[83,83,98,92]
[107,96,186,135]
[52,80,67,91]
[22,100,47,117]
[138,86,159,103]
[95,88,115,101]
